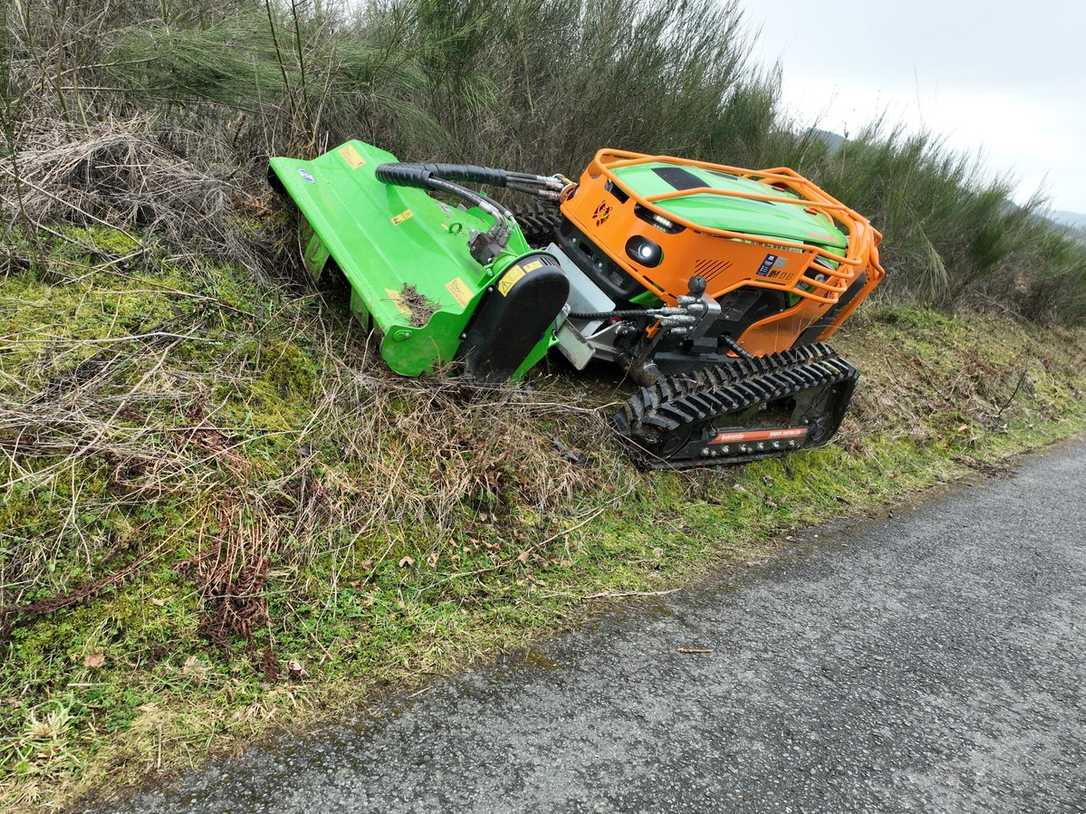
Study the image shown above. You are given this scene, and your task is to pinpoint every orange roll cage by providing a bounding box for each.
[560,148,886,354]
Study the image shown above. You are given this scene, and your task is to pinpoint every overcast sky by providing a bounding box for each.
[742,0,1086,213]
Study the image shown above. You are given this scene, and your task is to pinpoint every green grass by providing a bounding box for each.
[1,233,1084,812]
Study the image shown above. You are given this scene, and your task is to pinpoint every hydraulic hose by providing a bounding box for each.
[375,164,506,222]
[376,163,513,258]
[567,309,662,321]
[424,177,509,231]
[375,161,570,263]
[376,162,564,194]
[376,162,508,189]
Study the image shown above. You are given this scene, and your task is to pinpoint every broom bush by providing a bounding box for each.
[4,0,1083,322]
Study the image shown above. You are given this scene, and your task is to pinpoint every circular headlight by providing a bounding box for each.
[625,235,663,267]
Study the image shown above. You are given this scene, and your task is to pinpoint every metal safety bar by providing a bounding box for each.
[589,149,886,305]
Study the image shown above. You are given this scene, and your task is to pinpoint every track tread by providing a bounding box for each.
[511,200,563,247]
[614,344,859,469]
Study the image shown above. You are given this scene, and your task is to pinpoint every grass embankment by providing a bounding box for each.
[4,2,1086,810]
[1,230,1084,812]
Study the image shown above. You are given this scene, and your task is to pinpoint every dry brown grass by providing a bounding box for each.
[0,117,271,270]
[0,210,621,657]
[2,221,1085,812]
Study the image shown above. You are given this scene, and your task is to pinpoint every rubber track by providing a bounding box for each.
[613,343,858,462]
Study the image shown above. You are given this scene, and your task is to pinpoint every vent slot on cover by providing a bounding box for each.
[652,166,707,191]
[604,179,629,203]
[693,258,733,282]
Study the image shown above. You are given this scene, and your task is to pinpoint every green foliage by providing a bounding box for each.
[804,126,1071,317]
[358,0,773,172]
[106,16,287,109]
[4,1,1086,809]
[8,0,1085,321]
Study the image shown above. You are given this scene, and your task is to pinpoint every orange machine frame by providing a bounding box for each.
[560,148,886,357]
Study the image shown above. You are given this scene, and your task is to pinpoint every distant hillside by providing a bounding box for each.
[812,128,847,154]
[1049,210,1086,230]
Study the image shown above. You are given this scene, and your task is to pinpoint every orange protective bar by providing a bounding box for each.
[588,148,886,307]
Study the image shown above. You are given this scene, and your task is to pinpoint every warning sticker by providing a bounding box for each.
[384,288,411,318]
[391,209,413,225]
[498,265,526,296]
[445,276,473,307]
[338,144,366,169]
[756,253,788,280]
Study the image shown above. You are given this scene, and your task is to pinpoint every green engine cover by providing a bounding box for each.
[269,140,556,379]
[610,162,848,250]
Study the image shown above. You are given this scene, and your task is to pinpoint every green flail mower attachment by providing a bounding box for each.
[269,140,569,381]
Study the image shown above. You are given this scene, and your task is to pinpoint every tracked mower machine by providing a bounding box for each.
[270,141,885,468]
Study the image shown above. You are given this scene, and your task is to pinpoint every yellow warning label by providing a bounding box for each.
[391,209,413,226]
[384,288,411,317]
[445,276,473,307]
[497,265,526,296]
[338,144,366,169]
[522,259,543,273]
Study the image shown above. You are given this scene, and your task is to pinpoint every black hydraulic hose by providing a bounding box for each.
[376,161,563,193]
[424,177,509,229]
[375,164,500,218]
[376,162,508,189]
[375,161,568,263]
[568,309,661,320]
[376,163,513,249]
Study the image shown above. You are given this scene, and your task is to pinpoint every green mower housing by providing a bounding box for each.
[269,140,560,379]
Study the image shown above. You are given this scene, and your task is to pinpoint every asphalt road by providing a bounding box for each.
[88,439,1086,813]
